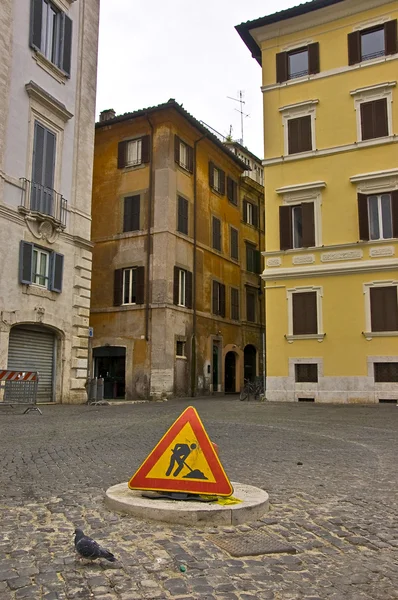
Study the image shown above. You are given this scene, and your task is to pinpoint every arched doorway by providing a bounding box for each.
[244,345,257,382]
[224,352,236,393]
[93,346,126,399]
[7,325,57,402]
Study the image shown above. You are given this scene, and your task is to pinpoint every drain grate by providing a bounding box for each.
[207,530,297,557]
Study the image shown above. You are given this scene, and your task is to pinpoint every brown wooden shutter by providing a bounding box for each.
[374,99,388,138]
[123,197,133,232]
[141,135,150,163]
[209,162,214,188]
[279,205,292,250]
[255,250,262,274]
[246,290,256,322]
[174,135,180,164]
[187,145,194,173]
[385,20,398,55]
[348,31,361,65]
[117,141,127,169]
[113,269,123,306]
[243,200,248,223]
[136,266,145,304]
[231,288,239,320]
[252,204,259,227]
[300,116,312,151]
[220,284,226,318]
[227,176,233,202]
[219,169,226,195]
[173,266,179,305]
[302,202,315,247]
[293,291,317,335]
[212,281,218,314]
[212,217,221,251]
[308,42,320,74]
[288,118,300,154]
[360,101,374,140]
[186,270,193,309]
[391,190,398,238]
[358,194,370,241]
[276,51,288,83]
[370,286,398,332]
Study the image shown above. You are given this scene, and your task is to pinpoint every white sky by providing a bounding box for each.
[96,1,298,158]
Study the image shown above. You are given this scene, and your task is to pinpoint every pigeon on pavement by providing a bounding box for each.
[74,528,117,562]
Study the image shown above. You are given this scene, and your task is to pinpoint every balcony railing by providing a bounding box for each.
[19,178,67,227]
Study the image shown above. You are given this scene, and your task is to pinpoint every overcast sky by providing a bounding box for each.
[96,1,298,158]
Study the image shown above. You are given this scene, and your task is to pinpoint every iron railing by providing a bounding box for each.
[19,178,67,227]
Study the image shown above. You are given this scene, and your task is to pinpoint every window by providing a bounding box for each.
[288,116,312,154]
[246,288,256,322]
[227,176,238,205]
[230,227,239,260]
[360,99,389,140]
[231,288,239,321]
[209,162,225,194]
[243,200,259,227]
[30,0,73,76]
[113,266,144,306]
[279,203,315,250]
[123,195,140,232]
[374,362,398,382]
[177,196,189,235]
[31,121,56,218]
[295,363,318,383]
[348,21,397,65]
[370,286,398,332]
[174,136,193,173]
[173,267,192,308]
[212,281,225,317]
[19,241,63,292]
[212,217,222,251]
[276,43,320,83]
[293,292,318,335]
[358,192,398,241]
[176,341,186,357]
[246,243,261,274]
[118,136,150,169]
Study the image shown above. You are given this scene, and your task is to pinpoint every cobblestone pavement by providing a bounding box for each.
[0,399,397,600]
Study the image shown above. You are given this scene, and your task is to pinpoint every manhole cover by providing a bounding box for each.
[207,530,296,557]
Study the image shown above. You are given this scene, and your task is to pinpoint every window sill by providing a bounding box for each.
[21,285,56,301]
[123,163,145,172]
[32,51,68,84]
[177,162,192,175]
[363,331,398,340]
[285,333,325,343]
[357,135,393,146]
[176,355,187,360]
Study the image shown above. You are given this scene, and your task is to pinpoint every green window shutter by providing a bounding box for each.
[19,241,34,285]
[187,144,194,173]
[252,204,259,228]
[114,269,123,306]
[50,252,64,293]
[255,250,262,274]
[30,0,42,51]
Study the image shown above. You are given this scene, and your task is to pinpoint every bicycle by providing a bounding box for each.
[239,376,264,401]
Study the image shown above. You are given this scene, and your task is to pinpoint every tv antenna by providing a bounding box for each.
[227,90,250,145]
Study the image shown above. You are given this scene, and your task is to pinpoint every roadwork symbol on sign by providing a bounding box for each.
[128,406,233,496]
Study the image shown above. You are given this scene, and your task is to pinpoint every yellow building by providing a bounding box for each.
[237,0,398,403]
[91,100,265,400]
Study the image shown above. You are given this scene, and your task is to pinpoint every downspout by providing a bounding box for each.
[258,189,266,392]
[145,114,154,342]
[191,134,207,397]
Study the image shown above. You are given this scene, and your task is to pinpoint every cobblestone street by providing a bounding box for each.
[0,399,397,600]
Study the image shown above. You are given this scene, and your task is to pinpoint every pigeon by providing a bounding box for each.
[74,528,116,562]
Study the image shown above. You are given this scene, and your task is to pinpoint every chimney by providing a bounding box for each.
[99,109,116,122]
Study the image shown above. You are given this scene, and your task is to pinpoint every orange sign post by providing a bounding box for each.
[128,406,233,497]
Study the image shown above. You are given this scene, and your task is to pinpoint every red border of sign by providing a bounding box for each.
[128,406,233,496]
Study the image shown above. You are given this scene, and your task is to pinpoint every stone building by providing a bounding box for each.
[91,100,265,399]
[0,0,100,402]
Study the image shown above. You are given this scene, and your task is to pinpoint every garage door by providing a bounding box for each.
[7,326,56,402]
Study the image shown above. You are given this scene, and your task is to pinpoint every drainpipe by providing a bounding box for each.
[258,190,266,392]
[145,114,154,342]
[191,134,207,397]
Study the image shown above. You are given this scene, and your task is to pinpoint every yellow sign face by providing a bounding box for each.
[146,422,216,483]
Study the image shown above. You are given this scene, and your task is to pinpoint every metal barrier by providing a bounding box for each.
[86,377,107,405]
[0,370,42,414]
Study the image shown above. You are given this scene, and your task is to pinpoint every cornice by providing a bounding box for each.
[350,168,398,183]
[279,99,319,113]
[276,181,326,195]
[25,81,73,122]
[350,81,397,96]
[261,258,398,280]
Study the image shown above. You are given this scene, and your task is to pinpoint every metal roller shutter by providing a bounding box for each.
[7,326,55,402]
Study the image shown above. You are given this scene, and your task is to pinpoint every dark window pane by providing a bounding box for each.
[368,195,380,240]
[288,48,309,78]
[295,363,318,383]
[292,205,303,248]
[361,27,385,60]
[374,362,398,382]
[381,194,393,238]
[246,290,256,322]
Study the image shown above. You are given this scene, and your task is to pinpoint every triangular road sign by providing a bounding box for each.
[128,406,233,496]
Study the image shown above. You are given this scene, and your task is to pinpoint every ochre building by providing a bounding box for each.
[91,100,265,400]
[237,0,398,403]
